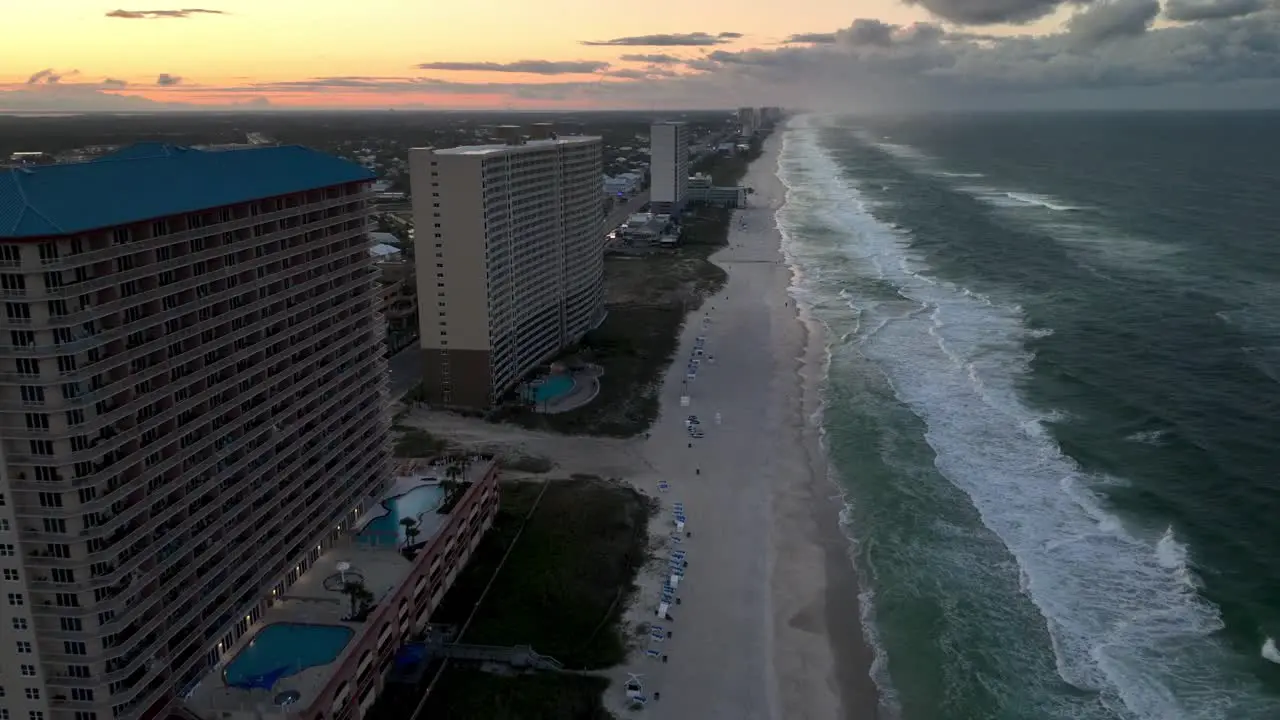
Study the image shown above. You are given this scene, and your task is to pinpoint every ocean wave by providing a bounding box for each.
[777,119,1279,719]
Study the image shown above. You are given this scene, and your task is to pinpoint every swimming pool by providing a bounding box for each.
[359,484,446,546]
[224,623,354,689]
[532,374,575,402]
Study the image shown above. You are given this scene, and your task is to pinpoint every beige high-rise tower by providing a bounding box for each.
[409,125,604,409]
[0,143,392,720]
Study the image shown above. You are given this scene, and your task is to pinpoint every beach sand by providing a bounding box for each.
[402,129,880,719]
[603,130,881,719]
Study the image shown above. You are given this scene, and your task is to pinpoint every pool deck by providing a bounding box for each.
[536,364,603,414]
[184,466,484,717]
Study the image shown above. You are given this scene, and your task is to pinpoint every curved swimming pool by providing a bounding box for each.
[532,374,575,402]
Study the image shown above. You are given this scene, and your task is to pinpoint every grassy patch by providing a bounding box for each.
[393,429,449,458]
[501,455,555,474]
[416,669,612,720]
[490,306,685,437]
[431,478,652,669]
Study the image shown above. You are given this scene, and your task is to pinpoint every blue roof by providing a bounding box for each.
[0,144,375,239]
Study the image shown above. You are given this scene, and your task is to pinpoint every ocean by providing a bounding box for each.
[775,111,1280,720]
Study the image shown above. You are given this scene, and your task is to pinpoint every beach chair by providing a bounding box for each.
[646,649,662,660]
[669,534,683,544]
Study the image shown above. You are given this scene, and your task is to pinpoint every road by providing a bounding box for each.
[605,190,650,231]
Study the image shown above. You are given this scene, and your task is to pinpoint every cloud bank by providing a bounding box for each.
[5,4,1280,111]
[581,32,741,46]
[105,8,225,19]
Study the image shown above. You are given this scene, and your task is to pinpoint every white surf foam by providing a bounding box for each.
[780,118,1279,720]
[1125,429,1169,446]
[1263,638,1280,665]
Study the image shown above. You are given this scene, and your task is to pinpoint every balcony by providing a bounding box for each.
[19,342,387,585]
[0,223,372,356]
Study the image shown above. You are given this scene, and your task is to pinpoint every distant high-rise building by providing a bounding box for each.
[0,143,391,720]
[409,125,605,409]
[649,121,690,215]
[737,107,760,136]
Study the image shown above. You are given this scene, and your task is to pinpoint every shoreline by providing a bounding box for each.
[601,128,880,720]
[759,128,882,720]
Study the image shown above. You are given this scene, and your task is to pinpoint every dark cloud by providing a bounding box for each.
[582,32,739,46]
[784,32,839,44]
[156,73,182,86]
[414,60,608,74]
[607,68,671,79]
[902,0,1072,25]
[665,9,1280,108]
[105,8,226,19]
[27,69,61,85]
[102,78,129,87]
[1165,0,1268,20]
[1067,0,1160,44]
[842,19,898,46]
[619,53,684,63]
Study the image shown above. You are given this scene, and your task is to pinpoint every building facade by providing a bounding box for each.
[409,126,605,409]
[648,122,689,215]
[0,143,392,720]
[736,107,760,137]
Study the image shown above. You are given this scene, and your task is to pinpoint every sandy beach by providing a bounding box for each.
[401,129,880,719]
[601,130,880,719]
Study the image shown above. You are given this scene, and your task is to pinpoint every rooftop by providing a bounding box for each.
[426,134,599,157]
[185,460,493,717]
[0,142,375,239]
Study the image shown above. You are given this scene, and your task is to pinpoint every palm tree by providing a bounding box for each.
[340,580,374,621]
[444,464,463,482]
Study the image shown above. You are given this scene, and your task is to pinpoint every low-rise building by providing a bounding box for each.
[688,173,749,208]
[182,461,501,720]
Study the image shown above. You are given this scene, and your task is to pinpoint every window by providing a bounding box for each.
[11,617,27,630]
[19,386,43,403]
[3,569,18,581]
[74,713,97,720]
[0,544,13,556]
[67,665,91,678]
[37,492,62,508]
[0,519,8,531]
[70,688,94,702]
[63,640,87,655]
[24,686,39,699]
[24,413,48,430]
[16,641,31,653]
[54,593,79,607]
[15,358,38,376]
[29,712,43,720]
[6,593,22,606]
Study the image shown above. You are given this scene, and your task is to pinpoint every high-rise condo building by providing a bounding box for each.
[736,107,760,137]
[0,143,391,720]
[409,125,605,409]
[649,122,690,215]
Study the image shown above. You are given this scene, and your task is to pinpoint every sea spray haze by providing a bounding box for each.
[776,111,1280,720]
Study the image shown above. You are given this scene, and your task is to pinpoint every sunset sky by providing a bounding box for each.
[2,1,1278,111]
